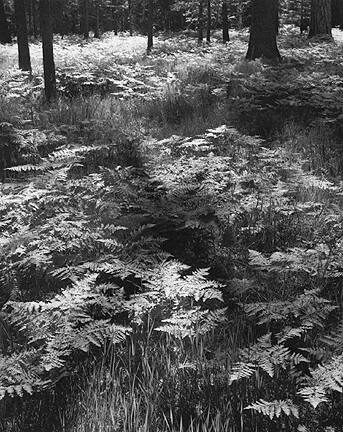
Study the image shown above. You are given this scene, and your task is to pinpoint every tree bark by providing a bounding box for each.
[0,0,11,43]
[309,0,332,37]
[246,0,281,62]
[147,0,153,52]
[14,0,31,71]
[206,0,211,43]
[40,0,56,103]
[222,0,229,43]
[198,0,203,44]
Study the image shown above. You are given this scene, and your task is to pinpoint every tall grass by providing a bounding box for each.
[66,314,245,432]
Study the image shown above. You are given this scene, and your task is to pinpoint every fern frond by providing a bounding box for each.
[245,399,299,419]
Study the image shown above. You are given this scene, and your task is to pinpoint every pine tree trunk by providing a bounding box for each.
[147,0,153,52]
[222,0,229,43]
[14,0,31,71]
[40,0,56,102]
[206,0,211,43]
[309,0,332,37]
[0,0,11,43]
[246,0,281,62]
[198,0,203,44]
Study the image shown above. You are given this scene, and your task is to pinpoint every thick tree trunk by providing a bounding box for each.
[0,0,11,43]
[206,0,211,43]
[14,0,31,71]
[147,0,153,52]
[40,0,56,103]
[222,0,229,43]
[246,0,280,62]
[309,0,332,37]
[198,0,203,44]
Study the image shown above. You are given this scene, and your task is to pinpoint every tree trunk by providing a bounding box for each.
[309,0,332,37]
[206,0,211,43]
[275,0,279,34]
[82,0,89,39]
[27,0,33,38]
[128,0,133,35]
[40,0,56,103]
[32,0,38,39]
[14,0,31,71]
[222,0,229,43]
[94,3,100,38]
[198,0,203,44]
[147,0,153,52]
[0,0,11,43]
[164,0,171,32]
[300,0,305,33]
[246,0,281,62]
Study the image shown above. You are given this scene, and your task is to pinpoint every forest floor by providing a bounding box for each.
[2,27,343,432]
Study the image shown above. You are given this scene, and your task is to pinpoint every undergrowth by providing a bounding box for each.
[1,27,343,432]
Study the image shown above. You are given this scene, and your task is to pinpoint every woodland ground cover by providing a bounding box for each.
[2,27,343,432]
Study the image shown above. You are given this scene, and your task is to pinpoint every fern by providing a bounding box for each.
[299,354,343,408]
[245,399,299,419]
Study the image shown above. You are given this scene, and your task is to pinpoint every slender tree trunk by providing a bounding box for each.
[206,0,211,43]
[275,0,279,34]
[246,0,281,62]
[27,0,33,38]
[164,0,171,32]
[40,0,56,102]
[94,3,100,38]
[300,0,305,33]
[14,0,31,71]
[147,0,153,52]
[238,4,243,29]
[309,0,332,37]
[222,0,229,43]
[113,9,118,35]
[198,0,203,44]
[32,0,38,39]
[82,0,89,39]
[128,0,133,35]
[0,0,11,43]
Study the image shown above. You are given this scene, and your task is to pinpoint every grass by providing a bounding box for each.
[66,323,243,432]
